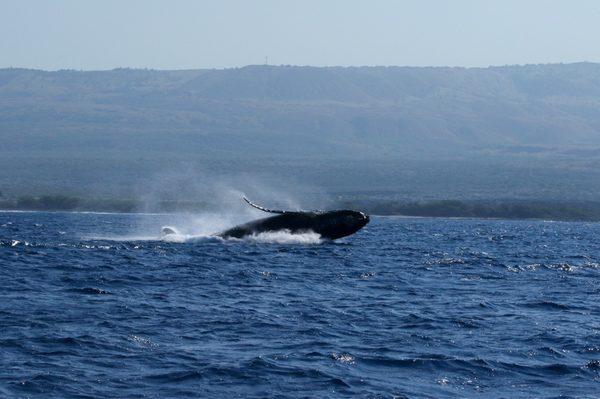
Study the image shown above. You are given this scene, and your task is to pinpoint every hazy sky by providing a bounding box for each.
[1,0,600,70]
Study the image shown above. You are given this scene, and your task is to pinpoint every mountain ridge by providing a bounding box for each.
[2,63,600,199]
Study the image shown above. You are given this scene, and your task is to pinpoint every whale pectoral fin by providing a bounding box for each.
[243,196,288,214]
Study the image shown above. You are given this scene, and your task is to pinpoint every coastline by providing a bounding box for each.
[2,196,600,222]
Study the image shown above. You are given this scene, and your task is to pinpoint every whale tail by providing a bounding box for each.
[161,226,178,236]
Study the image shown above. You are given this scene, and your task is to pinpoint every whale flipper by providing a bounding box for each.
[243,197,289,214]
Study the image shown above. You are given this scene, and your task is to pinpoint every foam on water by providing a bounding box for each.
[162,232,218,243]
[160,227,323,245]
[244,229,323,244]
[158,224,323,245]
[84,228,323,245]
[81,233,216,244]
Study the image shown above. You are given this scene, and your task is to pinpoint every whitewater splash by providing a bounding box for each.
[244,230,323,244]
[156,226,216,243]
[86,227,323,245]
[83,232,217,243]
[161,226,323,244]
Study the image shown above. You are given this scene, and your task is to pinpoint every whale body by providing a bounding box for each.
[217,197,369,240]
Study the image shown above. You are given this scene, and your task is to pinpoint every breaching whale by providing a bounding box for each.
[216,197,369,240]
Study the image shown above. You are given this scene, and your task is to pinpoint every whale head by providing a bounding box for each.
[314,210,370,240]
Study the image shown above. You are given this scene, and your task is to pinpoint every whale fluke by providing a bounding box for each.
[161,226,178,236]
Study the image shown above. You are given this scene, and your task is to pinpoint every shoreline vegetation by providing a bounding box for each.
[2,195,600,221]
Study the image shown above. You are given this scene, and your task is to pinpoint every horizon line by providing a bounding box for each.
[0,61,597,73]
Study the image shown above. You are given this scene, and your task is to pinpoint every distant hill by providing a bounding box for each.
[1,64,600,201]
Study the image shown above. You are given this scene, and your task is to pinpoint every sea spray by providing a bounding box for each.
[244,230,323,244]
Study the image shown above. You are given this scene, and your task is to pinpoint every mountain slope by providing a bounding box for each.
[1,64,600,199]
[2,63,600,160]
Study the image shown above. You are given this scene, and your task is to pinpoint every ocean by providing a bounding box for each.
[1,211,599,398]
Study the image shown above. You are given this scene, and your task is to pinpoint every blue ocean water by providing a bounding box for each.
[1,211,599,398]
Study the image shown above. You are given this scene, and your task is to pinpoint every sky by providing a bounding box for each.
[1,0,600,70]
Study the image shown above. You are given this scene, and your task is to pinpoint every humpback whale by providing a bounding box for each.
[216,197,369,240]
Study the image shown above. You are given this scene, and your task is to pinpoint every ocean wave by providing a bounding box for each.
[67,287,112,295]
[3,212,600,398]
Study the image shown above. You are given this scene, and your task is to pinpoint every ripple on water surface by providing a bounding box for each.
[1,212,599,398]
